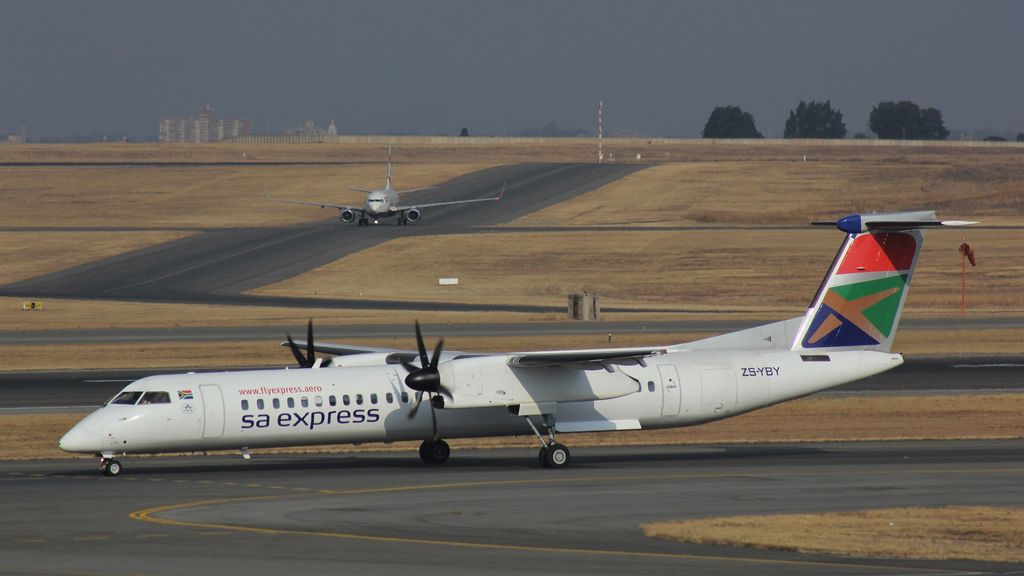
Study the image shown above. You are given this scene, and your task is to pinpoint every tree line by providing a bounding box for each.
[701,100,971,140]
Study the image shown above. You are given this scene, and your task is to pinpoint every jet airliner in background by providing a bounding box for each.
[269,145,503,226]
[59,211,973,476]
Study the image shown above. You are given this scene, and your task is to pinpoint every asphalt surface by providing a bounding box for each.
[0,162,646,311]
[2,441,1021,575]
[2,355,1022,411]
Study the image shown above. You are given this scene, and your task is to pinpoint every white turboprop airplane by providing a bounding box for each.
[60,211,973,476]
[269,145,503,226]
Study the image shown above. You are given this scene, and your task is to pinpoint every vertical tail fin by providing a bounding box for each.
[792,211,975,353]
[385,143,393,190]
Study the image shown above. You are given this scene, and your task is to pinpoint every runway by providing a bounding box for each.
[1,441,1021,575]
[0,162,646,311]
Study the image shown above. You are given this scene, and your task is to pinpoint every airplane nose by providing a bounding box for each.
[59,418,105,453]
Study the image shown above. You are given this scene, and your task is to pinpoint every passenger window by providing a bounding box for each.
[257,399,265,410]
[108,391,144,405]
[272,398,280,409]
[241,399,250,411]
[328,395,336,407]
[648,381,656,392]
[287,397,295,408]
[315,396,323,407]
[301,397,309,408]
[139,391,171,404]
[386,392,394,404]
[343,395,350,406]
[401,392,409,403]
[370,393,378,405]
[356,394,363,405]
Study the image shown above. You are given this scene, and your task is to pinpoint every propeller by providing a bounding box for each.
[285,320,317,368]
[401,321,449,440]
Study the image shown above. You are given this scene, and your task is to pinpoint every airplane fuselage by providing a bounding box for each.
[363,189,400,219]
[60,349,901,456]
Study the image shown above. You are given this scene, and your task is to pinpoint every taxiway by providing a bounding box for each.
[1,441,1021,575]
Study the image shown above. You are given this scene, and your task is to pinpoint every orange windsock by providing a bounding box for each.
[959,242,976,267]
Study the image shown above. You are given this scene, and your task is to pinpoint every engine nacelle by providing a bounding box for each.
[437,356,639,410]
[405,208,421,223]
[340,210,356,223]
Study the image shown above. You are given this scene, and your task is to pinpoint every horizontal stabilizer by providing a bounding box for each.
[812,211,978,234]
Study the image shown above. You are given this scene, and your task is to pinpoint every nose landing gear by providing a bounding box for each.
[99,456,122,477]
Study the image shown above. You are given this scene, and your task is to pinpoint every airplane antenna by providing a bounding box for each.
[597,100,603,164]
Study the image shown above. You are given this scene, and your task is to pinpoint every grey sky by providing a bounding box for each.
[1,0,1021,139]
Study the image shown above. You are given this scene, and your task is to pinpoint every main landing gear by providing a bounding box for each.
[99,455,122,477]
[419,439,450,464]
[525,415,571,469]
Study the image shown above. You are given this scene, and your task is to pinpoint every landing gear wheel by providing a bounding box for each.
[358,218,368,226]
[101,459,122,477]
[418,439,450,464]
[541,443,570,469]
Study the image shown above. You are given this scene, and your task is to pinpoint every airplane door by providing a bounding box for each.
[659,365,681,417]
[699,369,737,415]
[200,384,225,439]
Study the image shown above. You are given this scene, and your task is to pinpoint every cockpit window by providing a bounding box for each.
[109,391,144,405]
[139,391,171,404]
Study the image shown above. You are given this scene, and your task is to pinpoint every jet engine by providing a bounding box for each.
[405,208,421,223]
[340,210,356,223]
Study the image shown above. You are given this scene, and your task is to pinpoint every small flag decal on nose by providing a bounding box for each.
[178,390,194,400]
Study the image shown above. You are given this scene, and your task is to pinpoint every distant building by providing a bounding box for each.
[158,105,252,142]
[285,118,333,136]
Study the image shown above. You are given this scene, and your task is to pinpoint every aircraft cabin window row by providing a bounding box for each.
[239,391,412,411]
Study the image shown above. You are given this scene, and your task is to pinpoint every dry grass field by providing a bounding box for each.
[514,156,1024,227]
[253,229,1023,318]
[643,506,1024,563]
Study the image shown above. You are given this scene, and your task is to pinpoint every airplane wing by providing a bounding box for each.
[283,340,473,364]
[393,184,504,211]
[266,194,364,213]
[506,346,667,370]
[284,341,403,356]
[393,186,436,194]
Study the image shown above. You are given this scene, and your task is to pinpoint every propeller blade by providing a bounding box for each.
[430,338,445,368]
[429,393,438,441]
[437,381,452,399]
[414,321,429,368]
[286,334,307,366]
[408,390,423,419]
[305,320,314,365]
